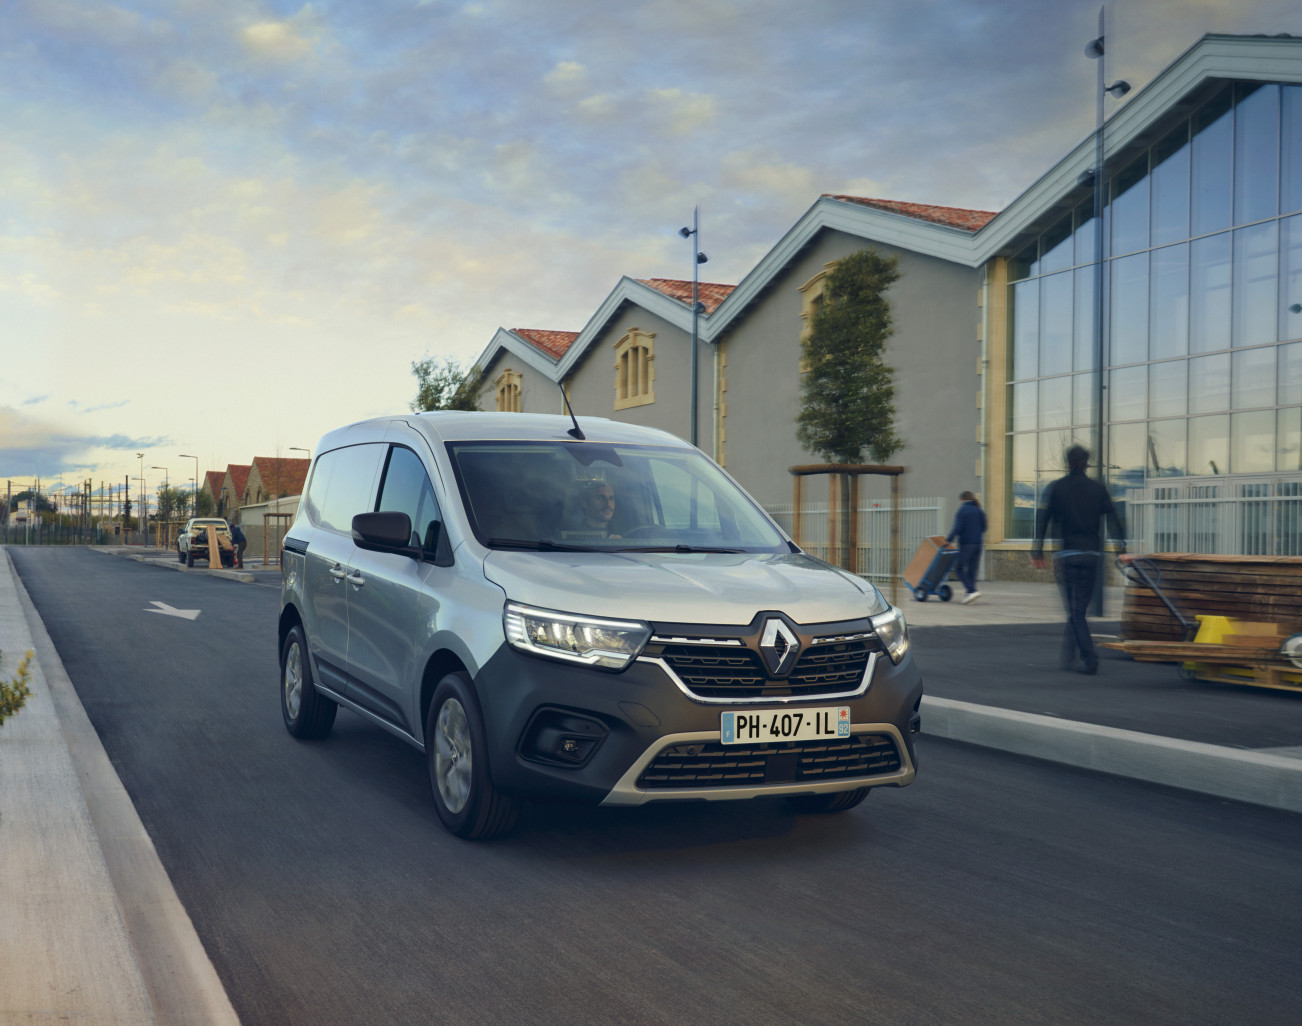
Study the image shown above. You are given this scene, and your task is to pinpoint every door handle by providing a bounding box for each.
[347,572,366,588]
[328,566,348,580]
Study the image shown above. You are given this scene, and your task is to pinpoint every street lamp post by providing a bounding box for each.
[678,207,708,449]
[289,447,310,459]
[136,452,144,546]
[1084,4,1130,615]
[179,454,199,515]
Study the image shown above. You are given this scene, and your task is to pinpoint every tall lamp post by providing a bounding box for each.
[678,207,708,449]
[289,446,310,459]
[135,452,145,546]
[179,454,199,515]
[1084,4,1129,614]
[151,466,170,547]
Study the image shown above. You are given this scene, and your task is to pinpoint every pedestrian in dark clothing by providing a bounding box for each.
[1031,445,1125,675]
[230,521,247,569]
[944,490,986,604]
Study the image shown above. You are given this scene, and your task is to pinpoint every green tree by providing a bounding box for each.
[796,248,903,464]
[410,357,483,412]
[194,489,216,517]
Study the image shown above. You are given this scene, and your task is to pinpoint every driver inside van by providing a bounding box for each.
[569,479,621,538]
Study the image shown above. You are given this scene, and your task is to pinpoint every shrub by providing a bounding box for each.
[0,649,34,727]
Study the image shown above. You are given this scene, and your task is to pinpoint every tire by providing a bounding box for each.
[913,586,927,601]
[280,625,337,739]
[427,672,521,840]
[938,584,953,602]
[177,547,185,563]
[786,787,871,814]
[186,548,195,568]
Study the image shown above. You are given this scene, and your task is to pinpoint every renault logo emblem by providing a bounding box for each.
[760,618,800,676]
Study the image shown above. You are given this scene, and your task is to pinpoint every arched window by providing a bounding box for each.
[797,263,837,373]
[613,328,655,410]
[495,368,523,412]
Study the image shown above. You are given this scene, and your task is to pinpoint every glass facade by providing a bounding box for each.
[1006,83,1302,538]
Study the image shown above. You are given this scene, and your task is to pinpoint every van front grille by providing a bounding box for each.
[654,637,876,700]
[636,734,901,789]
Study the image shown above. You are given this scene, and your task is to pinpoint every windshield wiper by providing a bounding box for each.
[617,544,747,554]
[484,538,593,551]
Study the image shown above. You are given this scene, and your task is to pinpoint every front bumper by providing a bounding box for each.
[472,636,922,806]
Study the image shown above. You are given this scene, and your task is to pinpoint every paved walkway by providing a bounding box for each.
[0,553,1298,1023]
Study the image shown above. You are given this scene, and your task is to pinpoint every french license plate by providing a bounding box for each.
[720,706,851,745]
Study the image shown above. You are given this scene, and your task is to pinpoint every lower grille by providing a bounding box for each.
[636,734,901,790]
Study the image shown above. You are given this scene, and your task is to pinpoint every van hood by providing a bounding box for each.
[481,550,886,626]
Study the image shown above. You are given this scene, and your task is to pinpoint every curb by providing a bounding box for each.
[7,554,243,1025]
[922,695,1302,814]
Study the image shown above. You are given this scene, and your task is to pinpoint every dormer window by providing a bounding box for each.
[495,368,523,412]
[614,328,655,410]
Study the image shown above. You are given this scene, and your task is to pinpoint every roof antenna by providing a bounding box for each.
[560,383,585,440]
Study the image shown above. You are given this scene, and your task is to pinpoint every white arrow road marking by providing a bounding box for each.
[145,600,201,621]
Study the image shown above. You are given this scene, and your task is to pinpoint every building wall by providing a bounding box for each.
[718,228,984,514]
[476,351,563,414]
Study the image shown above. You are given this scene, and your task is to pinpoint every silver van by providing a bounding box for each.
[279,412,922,839]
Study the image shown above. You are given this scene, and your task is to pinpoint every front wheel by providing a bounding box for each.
[186,548,195,568]
[913,586,927,602]
[427,672,521,840]
[280,625,337,738]
[786,788,871,814]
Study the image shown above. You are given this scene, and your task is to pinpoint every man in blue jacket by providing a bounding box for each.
[1031,445,1126,674]
[944,490,987,604]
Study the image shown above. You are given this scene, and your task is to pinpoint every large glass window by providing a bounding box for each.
[1283,86,1302,216]
[1232,347,1276,409]
[1148,419,1187,476]
[1111,155,1150,255]
[1190,232,1232,353]
[1231,410,1275,473]
[1151,125,1191,246]
[1039,272,1073,376]
[1188,415,1230,476]
[1110,253,1149,364]
[1149,243,1189,359]
[1234,84,1279,226]
[1192,87,1233,236]
[1233,221,1278,347]
[1004,79,1302,539]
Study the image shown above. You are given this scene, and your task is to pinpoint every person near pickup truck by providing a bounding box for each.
[230,521,247,569]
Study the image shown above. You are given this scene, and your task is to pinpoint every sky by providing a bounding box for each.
[4,0,1302,508]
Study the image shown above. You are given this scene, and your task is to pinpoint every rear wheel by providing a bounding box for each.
[913,587,927,601]
[177,547,185,563]
[786,788,871,814]
[938,584,953,602]
[280,625,337,738]
[186,548,195,568]
[427,672,520,840]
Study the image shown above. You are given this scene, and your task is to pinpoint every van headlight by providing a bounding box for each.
[870,605,910,664]
[504,602,651,671]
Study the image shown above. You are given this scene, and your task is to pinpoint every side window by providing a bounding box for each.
[377,446,443,556]
[315,444,386,534]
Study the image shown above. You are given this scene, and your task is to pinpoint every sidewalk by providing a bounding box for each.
[0,555,1298,1023]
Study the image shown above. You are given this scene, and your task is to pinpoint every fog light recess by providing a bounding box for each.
[521,710,608,768]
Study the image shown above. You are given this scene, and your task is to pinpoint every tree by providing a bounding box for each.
[796,247,903,464]
[194,489,216,517]
[410,357,483,412]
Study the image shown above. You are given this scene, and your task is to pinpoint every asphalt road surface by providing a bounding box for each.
[11,546,1302,1026]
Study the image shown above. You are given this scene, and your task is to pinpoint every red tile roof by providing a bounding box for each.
[638,278,736,313]
[226,464,251,497]
[512,328,579,359]
[824,195,998,231]
[203,470,225,497]
[253,457,310,497]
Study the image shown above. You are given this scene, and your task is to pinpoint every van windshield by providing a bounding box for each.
[446,440,790,553]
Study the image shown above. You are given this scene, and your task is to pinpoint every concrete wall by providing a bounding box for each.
[718,229,983,516]
[233,495,300,564]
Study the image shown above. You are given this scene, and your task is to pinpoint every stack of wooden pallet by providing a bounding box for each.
[1120,553,1302,641]
[1111,553,1302,692]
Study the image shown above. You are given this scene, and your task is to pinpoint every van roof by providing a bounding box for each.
[315,411,691,452]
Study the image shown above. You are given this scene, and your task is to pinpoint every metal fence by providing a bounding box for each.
[1124,476,1302,557]
[764,497,944,582]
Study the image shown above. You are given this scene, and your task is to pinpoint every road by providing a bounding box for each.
[10,546,1302,1026]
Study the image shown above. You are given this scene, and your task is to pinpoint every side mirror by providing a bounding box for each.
[352,511,416,556]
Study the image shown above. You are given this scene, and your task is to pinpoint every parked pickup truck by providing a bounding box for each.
[177,517,236,568]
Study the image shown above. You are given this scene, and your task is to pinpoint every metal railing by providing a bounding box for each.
[764,497,944,581]
[1123,476,1302,556]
